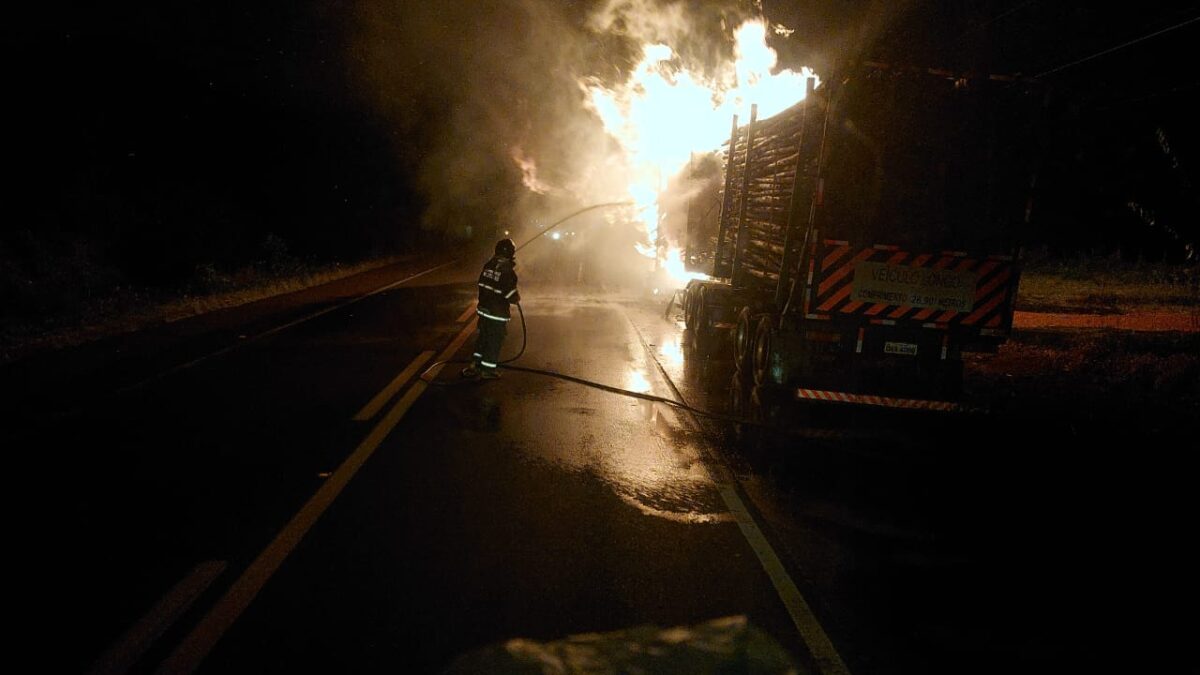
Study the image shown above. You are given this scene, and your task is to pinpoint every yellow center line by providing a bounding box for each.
[156,316,478,675]
[88,561,226,675]
[455,301,478,323]
[352,350,435,421]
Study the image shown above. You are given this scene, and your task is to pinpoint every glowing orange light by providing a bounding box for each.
[582,19,818,274]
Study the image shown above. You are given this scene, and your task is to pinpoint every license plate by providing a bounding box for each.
[884,341,918,356]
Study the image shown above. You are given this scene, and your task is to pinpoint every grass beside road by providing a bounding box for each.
[967,329,1200,420]
[1016,253,1200,314]
[4,248,1198,383]
[0,255,414,365]
[970,253,1199,429]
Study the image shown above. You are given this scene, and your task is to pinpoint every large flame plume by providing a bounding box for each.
[582,18,818,284]
[351,1,821,287]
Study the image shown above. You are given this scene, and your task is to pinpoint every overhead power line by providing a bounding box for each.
[952,0,1042,43]
[1036,14,1200,78]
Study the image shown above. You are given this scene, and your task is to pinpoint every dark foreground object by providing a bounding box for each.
[443,615,805,675]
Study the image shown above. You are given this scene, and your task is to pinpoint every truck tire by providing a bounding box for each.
[752,315,775,386]
[729,373,763,448]
[683,285,697,331]
[729,371,750,417]
[748,384,786,441]
[733,307,754,373]
[694,288,717,354]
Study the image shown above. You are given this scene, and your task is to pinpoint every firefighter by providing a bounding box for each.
[462,238,521,379]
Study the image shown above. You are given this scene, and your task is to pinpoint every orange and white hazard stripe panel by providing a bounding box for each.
[809,241,1015,330]
[795,388,962,412]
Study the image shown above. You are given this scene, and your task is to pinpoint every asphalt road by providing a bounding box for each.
[6,249,1193,674]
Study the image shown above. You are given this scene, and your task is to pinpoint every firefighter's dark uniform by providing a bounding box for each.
[471,254,520,376]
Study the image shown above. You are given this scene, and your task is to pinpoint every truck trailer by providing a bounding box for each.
[680,62,1046,416]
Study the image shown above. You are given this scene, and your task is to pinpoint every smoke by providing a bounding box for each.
[587,0,756,76]
[348,1,580,240]
[348,0,770,283]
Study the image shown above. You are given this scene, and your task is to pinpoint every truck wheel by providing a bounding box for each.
[694,288,716,354]
[749,384,785,435]
[729,373,762,448]
[752,315,775,386]
[683,285,697,331]
[729,371,749,417]
[733,307,753,373]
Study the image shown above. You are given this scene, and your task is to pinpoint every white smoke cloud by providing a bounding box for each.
[348,0,790,286]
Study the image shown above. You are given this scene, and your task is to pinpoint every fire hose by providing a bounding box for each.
[412,202,764,424]
[420,299,777,430]
[417,201,629,383]
[411,202,846,432]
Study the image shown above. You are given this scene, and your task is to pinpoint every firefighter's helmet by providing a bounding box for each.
[495,238,516,258]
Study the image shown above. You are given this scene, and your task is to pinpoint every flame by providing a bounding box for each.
[662,246,707,286]
[582,18,818,277]
[510,146,552,194]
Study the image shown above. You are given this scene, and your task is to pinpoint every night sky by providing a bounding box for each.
[4,1,1197,311]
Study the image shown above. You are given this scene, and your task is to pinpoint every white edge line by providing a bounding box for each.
[115,260,459,395]
[623,309,852,675]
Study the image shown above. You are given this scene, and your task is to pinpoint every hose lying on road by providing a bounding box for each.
[419,201,634,383]
[421,302,985,441]
[418,301,528,386]
[417,201,633,387]
[420,303,792,432]
[414,201,773,426]
[417,200,976,433]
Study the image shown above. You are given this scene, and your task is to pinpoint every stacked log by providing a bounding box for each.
[691,91,820,281]
[708,95,822,287]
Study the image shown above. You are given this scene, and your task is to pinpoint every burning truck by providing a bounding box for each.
[677,62,1047,415]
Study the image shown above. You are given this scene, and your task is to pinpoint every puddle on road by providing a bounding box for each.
[611,400,731,524]
[625,369,652,394]
[655,334,686,369]
[505,312,731,525]
[514,399,731,525]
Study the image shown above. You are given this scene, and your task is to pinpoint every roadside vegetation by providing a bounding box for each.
[967,248,1199,428]
[1017,248,1200,314]
[0,233,422,365]
[4,245,1198,418]
[967,329,1200,421]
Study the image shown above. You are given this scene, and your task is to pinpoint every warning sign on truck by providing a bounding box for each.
[850,262,976,312]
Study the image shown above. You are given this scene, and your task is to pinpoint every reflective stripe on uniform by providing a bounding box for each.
[478,283,504,295]
[480,360,497,368]
[505,289,517,298]
[476,309,510,322]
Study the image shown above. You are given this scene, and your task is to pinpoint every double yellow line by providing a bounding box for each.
[156,303,479,674]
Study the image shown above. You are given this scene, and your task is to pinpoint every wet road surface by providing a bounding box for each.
[196,291,819,673]
[8,253,1193,674]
